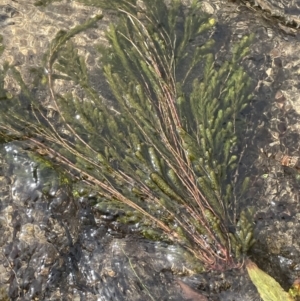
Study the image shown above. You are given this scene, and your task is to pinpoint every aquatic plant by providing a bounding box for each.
[0,0,255,270]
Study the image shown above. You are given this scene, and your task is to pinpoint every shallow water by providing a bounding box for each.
[1,0,300,300]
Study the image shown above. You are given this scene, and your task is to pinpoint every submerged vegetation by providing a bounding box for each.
[0,0,255,271]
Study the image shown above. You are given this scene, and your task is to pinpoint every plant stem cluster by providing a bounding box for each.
[0,0,255,271]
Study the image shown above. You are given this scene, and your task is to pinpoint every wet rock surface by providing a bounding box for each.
[0,143,261,300]
[0,143,264,300]
[239,0,300,32]
[0,143,185,300]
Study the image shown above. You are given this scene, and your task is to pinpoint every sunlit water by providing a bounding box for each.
[1,0,300,300]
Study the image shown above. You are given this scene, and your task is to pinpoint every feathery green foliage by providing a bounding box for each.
[0,0,255,270]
